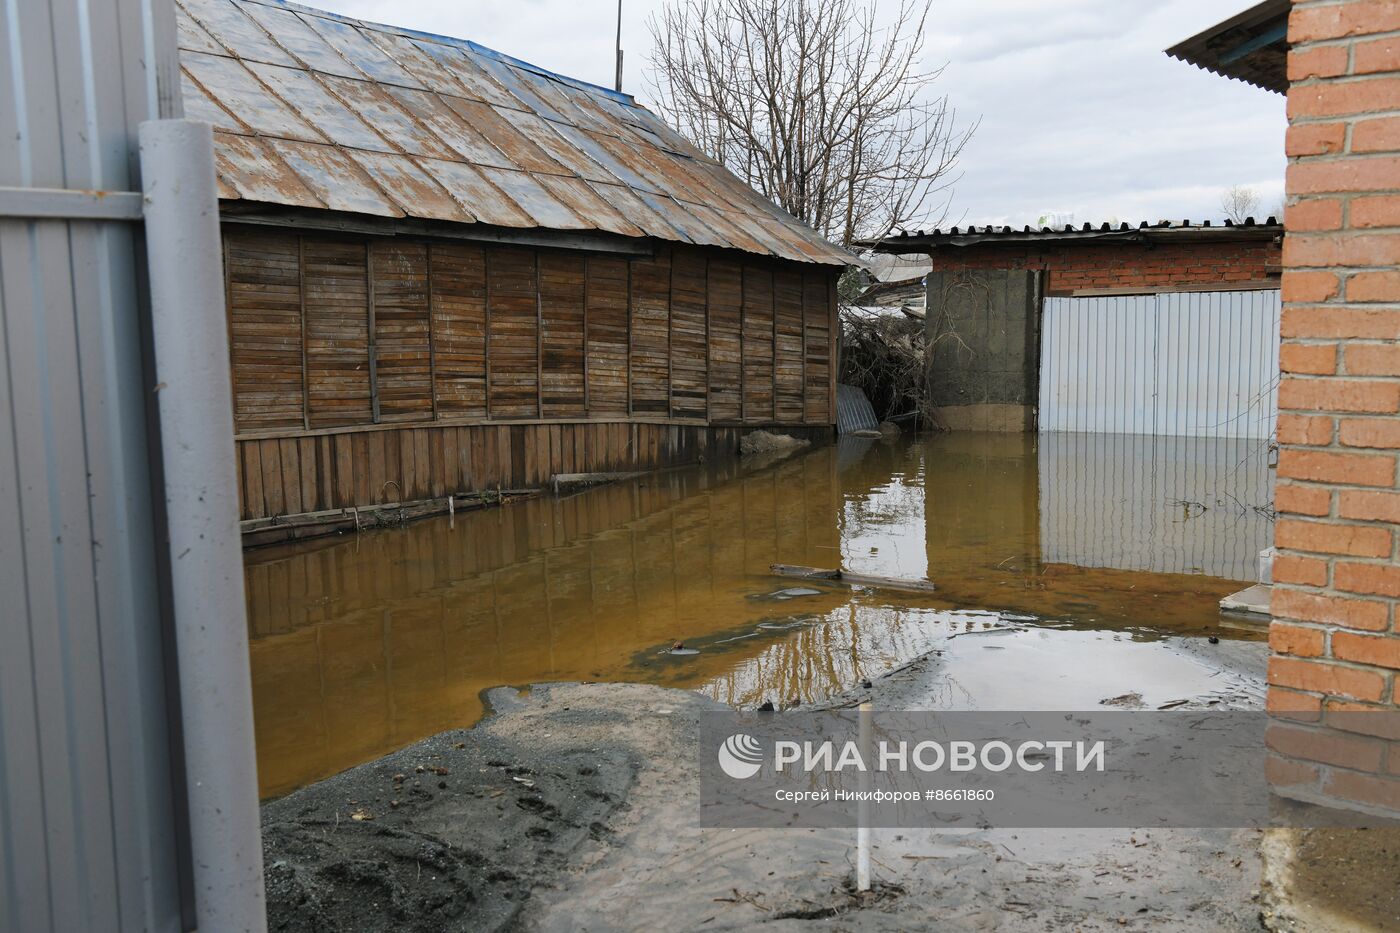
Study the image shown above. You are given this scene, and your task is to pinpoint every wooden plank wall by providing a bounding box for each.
[223,227,841,519]
[234,422,833,520]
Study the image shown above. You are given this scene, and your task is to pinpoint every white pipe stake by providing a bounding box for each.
[857,700,873,892]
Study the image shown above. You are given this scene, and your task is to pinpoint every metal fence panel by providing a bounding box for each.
[1,0,188,930]
[1037,432,1275,581]
[1039,289,1280,439]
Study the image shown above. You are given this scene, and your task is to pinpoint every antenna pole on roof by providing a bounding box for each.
[615,0,624,92]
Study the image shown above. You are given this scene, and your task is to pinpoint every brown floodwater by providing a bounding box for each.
[245,432,1274,798]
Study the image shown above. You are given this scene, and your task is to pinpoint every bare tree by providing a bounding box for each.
[645,0,975,249]
[1220,185,1261,224]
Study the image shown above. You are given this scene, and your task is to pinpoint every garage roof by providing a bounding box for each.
[1166,0,1290,95]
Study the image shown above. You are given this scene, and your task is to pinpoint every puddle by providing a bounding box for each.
[244,432,1273,798]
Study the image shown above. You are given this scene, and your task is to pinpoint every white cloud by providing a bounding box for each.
[298,0,1286,229]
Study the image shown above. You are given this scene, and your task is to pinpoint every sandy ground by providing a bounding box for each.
[262,632,1274,932]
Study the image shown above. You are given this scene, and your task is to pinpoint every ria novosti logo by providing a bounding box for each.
[718,733,764,779]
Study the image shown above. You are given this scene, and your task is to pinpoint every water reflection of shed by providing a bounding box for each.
[178,0,850,525]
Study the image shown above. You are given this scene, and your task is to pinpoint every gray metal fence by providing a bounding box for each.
[2,1,263,930]
[1039,289,1281,439]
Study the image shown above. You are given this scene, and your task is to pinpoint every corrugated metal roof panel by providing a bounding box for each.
[296,10,423,87]
[240,3,363,78]
[184,0,853,265]
[347,151,473,222]
[265,138,403,216]
[478,168,588,230]
[318,74,458,159]
[179,0,300,67]
[383,86,515,168]
[534,175,644,238]
[214,131,325,207]
[183,51,324,141]
[417,158,534,228]
[249,62,393,151]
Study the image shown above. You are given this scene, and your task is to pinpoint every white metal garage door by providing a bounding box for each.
[1038,289,1280,438]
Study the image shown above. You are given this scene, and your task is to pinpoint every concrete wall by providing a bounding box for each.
[925,269,1038,431]
[1269,0,1400,818]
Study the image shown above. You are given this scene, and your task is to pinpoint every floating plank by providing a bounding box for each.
[769,563,937,594]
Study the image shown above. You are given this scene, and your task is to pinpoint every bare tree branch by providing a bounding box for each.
[1220,185,1261,224]
[645,0,977,249]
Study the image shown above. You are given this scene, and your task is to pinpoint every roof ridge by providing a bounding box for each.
[251,0,639,106]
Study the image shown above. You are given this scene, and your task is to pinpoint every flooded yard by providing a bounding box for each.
[245,432,1274,798]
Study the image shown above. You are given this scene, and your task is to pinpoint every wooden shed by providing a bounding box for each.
[176,0,851,525]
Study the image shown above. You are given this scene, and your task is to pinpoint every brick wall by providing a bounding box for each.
[923,238,1280,295]
[1270,0,1400,816]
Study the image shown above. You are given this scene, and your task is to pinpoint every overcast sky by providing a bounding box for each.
[303,0,1286,230]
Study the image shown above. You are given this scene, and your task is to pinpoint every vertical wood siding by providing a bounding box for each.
[224,227,840,519]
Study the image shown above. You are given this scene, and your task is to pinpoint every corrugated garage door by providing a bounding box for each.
[1038,289,1280,438]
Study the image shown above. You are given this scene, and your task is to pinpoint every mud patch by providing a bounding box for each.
[260,709,639,933]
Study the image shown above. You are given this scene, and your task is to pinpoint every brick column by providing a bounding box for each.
[1270,0,1400,814]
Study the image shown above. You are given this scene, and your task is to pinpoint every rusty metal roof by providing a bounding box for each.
[178,0,852,265]
[862,217,1283,253]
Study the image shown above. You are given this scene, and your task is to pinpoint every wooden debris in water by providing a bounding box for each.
[769,563,936,594]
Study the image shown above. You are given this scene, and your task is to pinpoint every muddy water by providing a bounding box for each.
[245,432,1273,797]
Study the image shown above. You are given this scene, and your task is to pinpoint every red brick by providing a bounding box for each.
[1268,656,1388,701]
[1290,44,1351,81]
[1287,123,1347,157]
[1274,553,1331,586]
[1278,413,1336,445]
[1266,753,1321,788]
[1283,306,1400,339]
[1276,448,1395,486]
[1354,35,1400,75]
[1267,721,1387,770]
[1290,77,1400,119]
[1273,587,1391,631]
[1282,271,1340,302]
[1346,344,1400,376]
[1347,271,1400,302]
[1352,195,1400,228]
[1268,686,1324,715]
[1324,770,1400,812]
[1288,157,1400,194]
[1340,416,1400,447]
[1286,198,1344,232]
[1352,115,1400,153]
[1324,699,1400,739]
[1277,482,1333,516]
[1270,622,1327,657]
[1281,343,1339,375]
[1290,2,1400,42]
[1278,377,1400,413]
[1339,488,1400,522]
[1277,518,1392,557]
[1333,632,1400,669]
[1284,232,1400,267]
[1336,560,1400,598]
